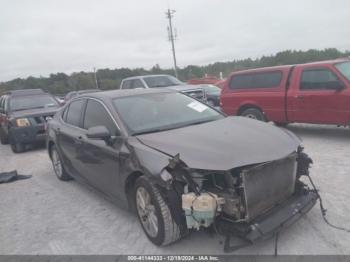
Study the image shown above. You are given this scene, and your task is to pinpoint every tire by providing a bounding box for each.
[275,122,288,127]
[240,108,266,121]
[0,130,9,145]
[134,176,181,246]
[9,135,25,153]
[50,145,72,181]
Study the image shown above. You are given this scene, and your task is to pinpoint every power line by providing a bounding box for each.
[166,8,178,78]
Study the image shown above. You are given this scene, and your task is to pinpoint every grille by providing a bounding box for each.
[241,153,297,221]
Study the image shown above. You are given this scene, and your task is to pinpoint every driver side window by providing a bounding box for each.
[300,68,343,90]
[83,99,118,136]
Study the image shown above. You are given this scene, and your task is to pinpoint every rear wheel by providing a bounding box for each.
[135,176,181,246]
[240,108,266,121]
[51,145,71,181]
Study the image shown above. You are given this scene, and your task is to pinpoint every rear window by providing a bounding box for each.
[230,71,283,89]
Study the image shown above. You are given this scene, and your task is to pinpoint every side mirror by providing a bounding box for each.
[86,126,111,141]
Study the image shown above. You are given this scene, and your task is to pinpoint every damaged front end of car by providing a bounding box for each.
[155,147,318,250]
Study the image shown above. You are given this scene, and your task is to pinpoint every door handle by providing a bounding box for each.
[296,95,305,99]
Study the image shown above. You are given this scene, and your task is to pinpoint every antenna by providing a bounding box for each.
[165,8,178,78]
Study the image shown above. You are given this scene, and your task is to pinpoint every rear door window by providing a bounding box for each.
[300,68,342,90]
[230,71,282,89]
[65,99,85,127]
[121,80,131,89]
[83,99,117,135]
[130,79,145,89]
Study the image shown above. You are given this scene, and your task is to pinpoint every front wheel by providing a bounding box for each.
[135,176,181,246]
[9,136,25,153]
[240,108,266,121]
[0,130,9,145]
[50,145,72,181]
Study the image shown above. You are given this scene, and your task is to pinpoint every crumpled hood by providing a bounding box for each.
[136,117,301,171]
[9,107,59,119]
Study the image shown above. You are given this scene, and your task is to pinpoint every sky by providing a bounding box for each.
[0,0,349,82]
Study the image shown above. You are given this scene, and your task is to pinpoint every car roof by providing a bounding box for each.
[122,74,174,81]
[79,87,176,100]
[5,89,46,97]
[230,58,350,75]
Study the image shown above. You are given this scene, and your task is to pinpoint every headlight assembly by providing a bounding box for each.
[16,118,31,127]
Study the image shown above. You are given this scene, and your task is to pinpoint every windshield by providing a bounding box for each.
[202,85,221,94]
[10,95,59,111]
[335,61,350,81]
[113,92,224,135]
[143,75,184,88]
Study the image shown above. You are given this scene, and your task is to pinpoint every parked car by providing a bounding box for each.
[221,59,350,126]
[64,89,100,103]
[200,84,221,107]
[0,89,61,153]
[120,74,207,102]
[47,88,317,247]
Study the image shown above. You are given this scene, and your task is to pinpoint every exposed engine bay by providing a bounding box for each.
[159,147,317,243]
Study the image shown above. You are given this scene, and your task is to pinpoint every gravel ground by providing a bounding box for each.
[0,124,350,255]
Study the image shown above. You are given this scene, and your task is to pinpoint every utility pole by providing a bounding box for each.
[166,9,178,78]
[93,67,99,89]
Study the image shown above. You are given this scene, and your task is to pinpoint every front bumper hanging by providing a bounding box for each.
[218,188,318,252]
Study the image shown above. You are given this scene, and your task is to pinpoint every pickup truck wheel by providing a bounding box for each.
[240,108,266,121]
[275,122,288,127]
[135,176,181,246]
[50,145,72,181]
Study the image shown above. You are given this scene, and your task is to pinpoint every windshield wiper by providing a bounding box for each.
[150,84,170,88]
[133,120,215,136]
[133,129,163,136]
[185,119,215,127]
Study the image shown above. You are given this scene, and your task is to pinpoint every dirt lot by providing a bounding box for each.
[0,124,350,255]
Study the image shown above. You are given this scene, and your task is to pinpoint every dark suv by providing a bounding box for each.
[0,89,60,153]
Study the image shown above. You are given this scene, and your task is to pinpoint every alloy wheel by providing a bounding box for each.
[52,149,63,178]
[136,186,159,238]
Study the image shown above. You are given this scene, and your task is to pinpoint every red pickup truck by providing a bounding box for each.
[221,59,350,126]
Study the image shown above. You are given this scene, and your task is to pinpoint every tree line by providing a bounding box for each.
[1,48,349,95]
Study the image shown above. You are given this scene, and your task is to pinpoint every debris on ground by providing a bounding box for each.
[0,170,31,184]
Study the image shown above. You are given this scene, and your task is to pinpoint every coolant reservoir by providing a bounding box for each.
[182,192,224,230]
